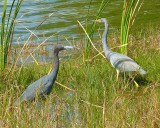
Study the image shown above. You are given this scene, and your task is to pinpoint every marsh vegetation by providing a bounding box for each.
[0,0,160,127]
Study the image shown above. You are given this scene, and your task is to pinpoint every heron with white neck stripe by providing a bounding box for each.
[96,18,146,85]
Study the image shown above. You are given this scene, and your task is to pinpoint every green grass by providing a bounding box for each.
[0,28,160,127]
[84,0,110,59]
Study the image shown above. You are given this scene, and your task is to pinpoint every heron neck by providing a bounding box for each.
[50,52,59,78]
[102,21,111,56]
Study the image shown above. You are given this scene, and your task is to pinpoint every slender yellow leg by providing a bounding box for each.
[134,80,139,87]
[116,69,119,81]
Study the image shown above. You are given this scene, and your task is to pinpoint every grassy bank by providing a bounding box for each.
[0,28,160,127]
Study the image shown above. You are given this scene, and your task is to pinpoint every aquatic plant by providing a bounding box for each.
[84,0,110,59]
[121,0,144,55]
[0,0,23,69]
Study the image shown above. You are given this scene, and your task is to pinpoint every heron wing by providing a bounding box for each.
[109,52,141,72]
[20,75,51,102]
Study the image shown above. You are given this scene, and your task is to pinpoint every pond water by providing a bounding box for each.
[0,0,159,62]
[0,0,159,44]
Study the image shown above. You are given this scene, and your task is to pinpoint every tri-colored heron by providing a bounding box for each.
[96,18,146,85]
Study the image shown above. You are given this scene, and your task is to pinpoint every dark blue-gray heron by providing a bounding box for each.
[14,44,76,105]
[96,18,146,85]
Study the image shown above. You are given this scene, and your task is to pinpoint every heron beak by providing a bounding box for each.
[64,46,80,50]
[95,19,102,22]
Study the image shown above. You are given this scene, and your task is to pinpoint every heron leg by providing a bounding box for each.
[116,69,119,81]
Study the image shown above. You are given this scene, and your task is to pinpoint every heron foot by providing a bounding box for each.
[134,80,139,87]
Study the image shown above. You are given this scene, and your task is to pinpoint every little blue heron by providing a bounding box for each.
[14,44,76,105]
[96,18,146,83]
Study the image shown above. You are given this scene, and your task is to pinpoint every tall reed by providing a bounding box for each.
[121,0,143,55]
[85,0,110,59]
[0,0,23,69]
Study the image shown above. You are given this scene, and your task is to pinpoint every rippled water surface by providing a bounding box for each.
[0,0,159,61]
[0,0,159,44]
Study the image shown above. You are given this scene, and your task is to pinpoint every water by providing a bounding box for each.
[0,0,159,62]
[1,0,159,45]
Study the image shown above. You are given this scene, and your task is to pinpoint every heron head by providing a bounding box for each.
[54,44,65,54]
[95,18,107,23]
[54,44,79,54]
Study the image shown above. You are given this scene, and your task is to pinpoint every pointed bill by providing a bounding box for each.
[64,46,80,50]
[95,19,102,22]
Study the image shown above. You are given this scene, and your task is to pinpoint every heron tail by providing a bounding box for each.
[139,68,146,75]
